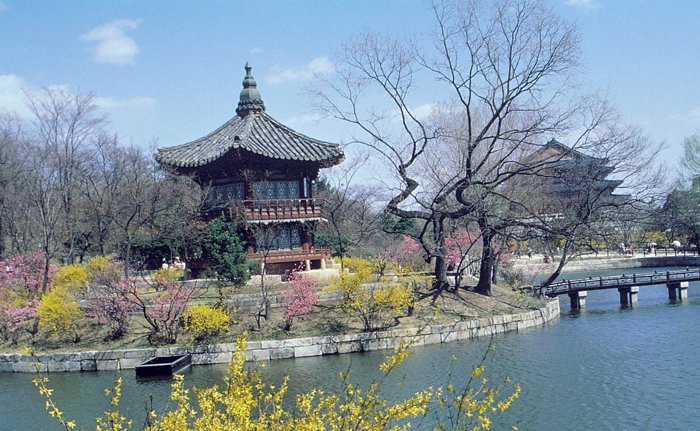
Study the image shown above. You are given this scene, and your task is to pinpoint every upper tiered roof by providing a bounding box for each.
[156,63,344,172]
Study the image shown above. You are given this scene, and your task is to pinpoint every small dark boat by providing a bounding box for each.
[135,354,191,378]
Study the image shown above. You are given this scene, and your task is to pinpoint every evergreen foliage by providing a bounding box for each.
[204,214,250,286]
[315,232,354,257]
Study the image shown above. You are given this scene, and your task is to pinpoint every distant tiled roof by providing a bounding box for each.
[156,63,344,170]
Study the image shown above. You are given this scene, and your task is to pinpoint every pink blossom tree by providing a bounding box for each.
[84,259,199,344]
[130,276,200,344]
[376,236,424,276]
[445,229,482,290]
[281,269,318,330]
[0,252,55,342]
[83,260,135,340]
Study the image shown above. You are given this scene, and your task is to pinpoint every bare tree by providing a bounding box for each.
[313,0,582,293]
[110,144,175,276]
[0,113,25,258]
[313,0,664,296]
[25,87,105,264]
[316,153,388,263]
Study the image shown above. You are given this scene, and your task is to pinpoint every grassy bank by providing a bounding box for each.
[0,280,547,355]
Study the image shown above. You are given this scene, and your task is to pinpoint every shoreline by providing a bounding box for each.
[0,300,560,373]
[4,254,695,374]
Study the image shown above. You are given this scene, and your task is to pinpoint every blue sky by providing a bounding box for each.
[1,0,698,168]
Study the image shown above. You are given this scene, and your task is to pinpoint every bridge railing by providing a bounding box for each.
[542,268,700,297]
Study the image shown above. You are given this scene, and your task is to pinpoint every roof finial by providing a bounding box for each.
[237,62,266,117]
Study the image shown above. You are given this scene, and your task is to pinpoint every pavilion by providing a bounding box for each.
[156,63,344,272]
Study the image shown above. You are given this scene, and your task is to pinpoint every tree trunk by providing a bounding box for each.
[41,254,51,294]
[431,213,450,291]
[474,217,493,296]
[491,251,500,285]
[539,239,571,296]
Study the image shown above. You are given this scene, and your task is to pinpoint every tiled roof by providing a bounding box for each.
[155,111,344,169]
[156,63,344,170]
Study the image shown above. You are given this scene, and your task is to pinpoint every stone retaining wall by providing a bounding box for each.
[0,301,559,373]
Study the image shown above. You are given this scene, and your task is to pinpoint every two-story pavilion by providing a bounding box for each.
[156,63,344,272]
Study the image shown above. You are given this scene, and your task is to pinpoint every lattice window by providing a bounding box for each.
[291,225,302,249]
[277,225,291,250]
[254,224,302,251]
[207,182,244,205]
[253,180,300,200]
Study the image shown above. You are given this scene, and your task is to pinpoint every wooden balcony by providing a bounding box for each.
[250,247,331,264]
[202,198,327,223]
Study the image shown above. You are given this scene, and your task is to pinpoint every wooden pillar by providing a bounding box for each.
[246,231,255,256]
[301,229,309,251]
[299,177,306,198]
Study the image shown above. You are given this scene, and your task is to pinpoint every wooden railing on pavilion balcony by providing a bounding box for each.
[202,198,327,223]
[186,248,330,273]
[251,247,331,264]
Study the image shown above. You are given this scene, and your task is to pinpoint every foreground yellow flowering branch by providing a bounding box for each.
[29,334,520,431]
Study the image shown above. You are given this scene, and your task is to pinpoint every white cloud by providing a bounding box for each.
[250,46,263,54]
[565,0,601,10]
[410,103,436,120]
[283,113,324,128]
[389,103,438,123]
[0,74,157,124]
[81,19,141,65]
[94,95,157,109]
[264,57,335,85]
[0,74,32,116]
[687,108,700,120]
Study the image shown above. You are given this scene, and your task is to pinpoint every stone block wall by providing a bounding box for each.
[0,300,559,373]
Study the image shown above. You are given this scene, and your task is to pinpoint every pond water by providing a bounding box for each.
[1,266,699,430]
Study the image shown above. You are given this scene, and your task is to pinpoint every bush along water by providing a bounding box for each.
[26,333,521,431]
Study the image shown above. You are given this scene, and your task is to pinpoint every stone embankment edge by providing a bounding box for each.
[0,300,560,373]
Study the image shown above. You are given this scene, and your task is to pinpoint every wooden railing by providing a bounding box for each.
[541,268,700,297]
[203,198,327,223]
[186,248,331,271]
[251,248,331,264]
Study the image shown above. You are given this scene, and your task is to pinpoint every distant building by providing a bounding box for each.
[516,139,628,217]
[156,63,344,272]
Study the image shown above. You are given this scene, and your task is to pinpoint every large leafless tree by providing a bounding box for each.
[312,0,662,295]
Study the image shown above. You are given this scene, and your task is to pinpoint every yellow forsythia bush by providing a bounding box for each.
[52,264,89,296]
[183,304,232,340]
[30,334,521,431]
[327,257,414,331]
[152,267,184,284]
[37,288,83,340]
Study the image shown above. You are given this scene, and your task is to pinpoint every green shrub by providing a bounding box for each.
[205,214,250,286]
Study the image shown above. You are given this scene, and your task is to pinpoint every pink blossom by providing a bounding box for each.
[0,252,55,339]
[445,229,481,266]
[282,269,318,329]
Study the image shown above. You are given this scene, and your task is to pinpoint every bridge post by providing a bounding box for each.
[667,281,689,300]
[568,290,587,309]
[618,286,639,306]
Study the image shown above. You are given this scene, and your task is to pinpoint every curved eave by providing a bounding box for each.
[156,112,344,171]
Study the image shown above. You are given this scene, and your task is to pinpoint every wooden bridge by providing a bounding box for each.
[538,268,700,309]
